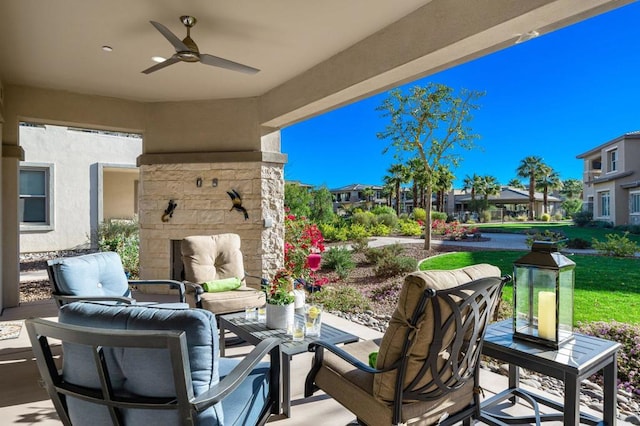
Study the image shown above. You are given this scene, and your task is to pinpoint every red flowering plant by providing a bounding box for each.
[263,268,295,305]
[284,213,326,283]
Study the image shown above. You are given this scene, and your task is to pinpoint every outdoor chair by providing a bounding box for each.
[47,251,186,307]
[305,264,510,426]
[26,301,281,425]
[181,234,266,315]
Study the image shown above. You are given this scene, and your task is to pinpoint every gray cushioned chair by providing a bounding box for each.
[26,302,280,425]
[305,264,509,426]
[47,251,186,307]
[181,234,266,314]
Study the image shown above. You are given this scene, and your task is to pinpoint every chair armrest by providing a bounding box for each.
[191,337,281,412]
[305,340,397,398]
[309,340,381,374]
[129,279,186,303]
[182,281,204,308]
[52,294,135,306]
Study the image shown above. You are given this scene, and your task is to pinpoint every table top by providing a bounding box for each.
[219,311,359,356]
[483,320,621,375]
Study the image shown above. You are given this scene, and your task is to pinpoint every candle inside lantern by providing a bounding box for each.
[537,291,556,340]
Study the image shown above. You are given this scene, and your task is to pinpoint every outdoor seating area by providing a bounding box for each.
[1,259,627,425]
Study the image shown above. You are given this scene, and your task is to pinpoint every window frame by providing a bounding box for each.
[606,148,618,173]
[19,163,55,231]
[598,190,610,218]
[631,191,640,215]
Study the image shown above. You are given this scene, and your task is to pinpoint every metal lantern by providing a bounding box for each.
[513,241,575,348]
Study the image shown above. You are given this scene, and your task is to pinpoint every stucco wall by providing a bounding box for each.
[19,124,141,252]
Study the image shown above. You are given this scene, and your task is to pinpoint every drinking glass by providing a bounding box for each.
[304,303,323,337]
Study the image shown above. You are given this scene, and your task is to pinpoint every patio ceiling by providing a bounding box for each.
[0,0,633,127]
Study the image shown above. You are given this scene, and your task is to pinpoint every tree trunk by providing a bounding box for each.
[413,182,418,210]
[528,175,535,220]
[424,186,433,250]
[395,182,400,215]
[543,189,548,213]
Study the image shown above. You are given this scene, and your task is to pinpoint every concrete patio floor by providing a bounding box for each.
[0,295,626,425]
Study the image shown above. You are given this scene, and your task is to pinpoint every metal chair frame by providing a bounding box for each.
[306,275,510,426]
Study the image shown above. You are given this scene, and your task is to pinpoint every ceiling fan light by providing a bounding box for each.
[152,56,166,63]
[101,45,113,52]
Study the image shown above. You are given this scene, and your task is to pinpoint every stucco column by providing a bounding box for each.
[1,144,23,309]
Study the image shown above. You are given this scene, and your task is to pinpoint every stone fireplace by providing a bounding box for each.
[137,154,285,290]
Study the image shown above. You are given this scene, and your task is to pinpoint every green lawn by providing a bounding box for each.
[474,222,640,244]
[420,251,640,324]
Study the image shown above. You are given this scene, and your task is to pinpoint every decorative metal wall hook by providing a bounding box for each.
[161,199,178,222]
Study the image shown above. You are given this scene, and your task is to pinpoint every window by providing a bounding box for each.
[607,149,618,172]
[20,164,54,230]
[599,191,610,217]
[631,192,640,215]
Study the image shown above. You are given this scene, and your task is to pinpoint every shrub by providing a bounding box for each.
[431,211,447,221]
[412,207,426,221]
[503,215,513,222]
[525,230,567,250]
[481,210,492,223]
[577,321,640,395]
[322,247,355,279]
[347,223,371,240]
[374,255,417,278]
[96,219,139,278]
[572,210,593,227]
[591,220,613,229]
[372,206,396,216]
[352,211,376,227]
[375,213,399,228]
[370,223,392,236]
[310,285,370,313]
[553,212,564,221]
[364,244,404,265]
[516,214,528,222]
[540,213,551,222]
[318,223,349,242]
[350,236,370,253]
[398,219,422,236]
[566,238,592,249]
[615,225,640,235]
[592,232,639,257]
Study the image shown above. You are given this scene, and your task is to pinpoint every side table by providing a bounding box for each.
[481,320,621,426]
[219,311,359,418]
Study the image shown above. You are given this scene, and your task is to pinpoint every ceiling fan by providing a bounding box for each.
[142,16,260,75]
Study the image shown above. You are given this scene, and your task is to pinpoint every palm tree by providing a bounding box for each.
[382,176,395,207]
[479,175,501,204]
[362,186,375,210]
[561,178,583,199]
[433,165,455,212]
[407,158,425,209]
[507,178,526,190]
[516,156,546,220]
[536,166,562,213]
[386,163,408,215]
[462,173,483,212]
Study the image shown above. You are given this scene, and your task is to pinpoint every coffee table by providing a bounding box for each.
[219,311,359,417]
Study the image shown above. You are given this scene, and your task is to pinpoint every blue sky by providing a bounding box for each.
[282,2,640,190]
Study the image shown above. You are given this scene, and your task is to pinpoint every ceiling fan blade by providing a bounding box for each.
[200,54,260,74]
[141,56,181,74]
[150,21,190,52]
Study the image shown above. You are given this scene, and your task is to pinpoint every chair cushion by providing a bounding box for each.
[315,339,474,426]
[373,264,501,403]
[219,358,272,425]
[58,302,223,425]
[48,251,130,298]
[189,288,266,315]
[181,234,247,286]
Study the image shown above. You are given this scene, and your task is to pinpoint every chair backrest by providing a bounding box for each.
[26,302,222,425]
[181,234,246,285]
[373,264,506,406]
[47,252,131,304]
